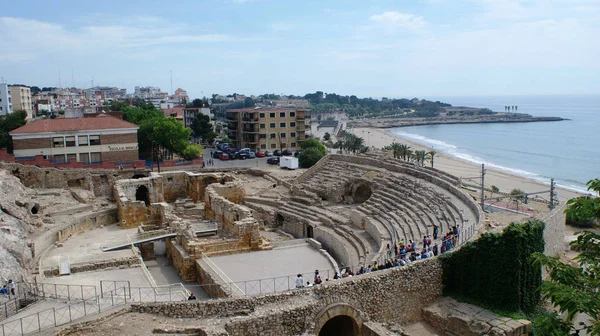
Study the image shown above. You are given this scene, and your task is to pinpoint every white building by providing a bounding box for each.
[0,84,13,116]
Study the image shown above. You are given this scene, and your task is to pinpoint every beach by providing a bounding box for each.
[349,127,584,202]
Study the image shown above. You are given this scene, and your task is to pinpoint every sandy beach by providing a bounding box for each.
[349,127,584,202]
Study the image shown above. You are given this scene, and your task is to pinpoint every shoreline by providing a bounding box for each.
[347,115,566,129]
[349,127,585,202]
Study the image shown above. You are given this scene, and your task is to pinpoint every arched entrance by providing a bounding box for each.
[319,315,359,336]
[135,185,150,206]
[314,303,363,336]
[275,213,284,226]
[339,179,373,204]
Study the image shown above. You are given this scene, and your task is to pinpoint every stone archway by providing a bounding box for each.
[135,185,151,206]
[341,180,373,204]
[275,213,284,226]
[314,303,364,336]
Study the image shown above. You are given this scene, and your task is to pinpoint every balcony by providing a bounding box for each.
[296,124,306,131]
[242,118,259,123]
[227,122,238,130]
[242,127,259,133]
[226,113,239,121]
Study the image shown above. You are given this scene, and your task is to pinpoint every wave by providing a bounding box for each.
[388,129,591,195]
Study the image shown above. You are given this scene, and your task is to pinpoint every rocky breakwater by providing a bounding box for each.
[349,114,566,129]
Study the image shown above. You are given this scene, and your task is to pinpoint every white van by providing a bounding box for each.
[280,156,299,170]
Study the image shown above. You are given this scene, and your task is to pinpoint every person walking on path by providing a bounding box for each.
[8,280,15,296]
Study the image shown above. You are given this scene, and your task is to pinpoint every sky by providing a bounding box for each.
[1,0,599,99]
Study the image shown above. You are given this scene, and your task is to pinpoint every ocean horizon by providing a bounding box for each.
[389,94,600,195]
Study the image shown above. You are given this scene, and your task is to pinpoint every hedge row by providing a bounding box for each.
[441,220,545,313]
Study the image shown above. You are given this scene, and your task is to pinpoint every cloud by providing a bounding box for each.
[0,17,232,62]
[368,11,427,32]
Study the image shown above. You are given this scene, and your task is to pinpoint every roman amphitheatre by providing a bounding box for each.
[0,151,563,335]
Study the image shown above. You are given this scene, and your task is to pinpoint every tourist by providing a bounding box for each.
[8,280,15,295]
[315,276,322,285]
[188,293,197,300]
[440,244,447,254]
[427,248,434,258]
[365,265,371,273]
[422,236,428,249]
[433,225,439,239]
[0,285,7,296]
[432,243,439,256]
[314,270,319,283]
[306,281,313,287]
[295,274,304,288]
[411,240,417,251]
[400,245,407,259]
[394,244,398,258]
[333,272,339,280]
[357,266,364,275]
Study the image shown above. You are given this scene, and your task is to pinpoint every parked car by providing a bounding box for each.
[256,151,266,158]
[225,147,237,154]
[294,150,302,158]
[239,148,251,153]
[282,149,293,156]
[264,151,273,157]
[235,152,249,160]
[273,149,282,156]
[213,151,223,159]
[247,152,256,158]
[267,157,280,165]
[219,153,229,160]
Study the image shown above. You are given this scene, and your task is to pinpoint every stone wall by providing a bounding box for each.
[33,208,118,258]
[536,203,566,258]
[166,239,197,282]
[130,258,444,335]
[44,256,140,277]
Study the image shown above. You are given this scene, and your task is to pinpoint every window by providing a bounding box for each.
[269,112,275,118]
[260,123,266,129]
[281,143,287,148]
[78,136,88,146]
[279,122,286,127]
[270,133,276,139]
[90,152,101,163]
[259,113,265,118]
[261,144,266,149]
[278,112,284,118]
[290,112,296,117]
[269,123,276,128]
[53,154,65,163]
[270,143,276,148]
[65,136,76,147]
[259,134,266,139]
[79,153,90,164]
[290,132,296,138]
[66,153,77,162]
[290,122,296,127]
[89,135,100,146]
[290,142,296,148]
[53,137,64,148]
[280,132,286,138]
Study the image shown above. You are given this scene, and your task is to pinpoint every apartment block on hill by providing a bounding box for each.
[0,84,12,116]
[9,85,33,119]
[226,107,310,151]
[9,114,139,164]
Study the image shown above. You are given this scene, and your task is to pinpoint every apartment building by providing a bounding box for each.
[9,85,33,119]
[9,114,139,164]
[226,107,310,151]
[0,84,12,116]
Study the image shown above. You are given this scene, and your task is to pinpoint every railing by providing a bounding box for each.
[200,253,244,297]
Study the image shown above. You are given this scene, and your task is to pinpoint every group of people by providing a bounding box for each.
[294,225,463,289]
[203,157,215,167]
[0,280,16,296]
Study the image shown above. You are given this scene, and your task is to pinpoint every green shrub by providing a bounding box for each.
[298,147,325,168]
[441,220,545,314]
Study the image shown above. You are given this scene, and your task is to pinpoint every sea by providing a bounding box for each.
[388,95,600,194]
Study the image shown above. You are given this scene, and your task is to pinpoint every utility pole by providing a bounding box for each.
[550,178,555,210]
[480,163,486,211]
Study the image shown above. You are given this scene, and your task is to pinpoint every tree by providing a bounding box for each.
[0,110,27,153]
[399,144,411,161]
[565,180,600,228]
[413,150,427,167]
[244,97,255,108]
[122,106,163,125]
[300,138,327,156]
[182,144,203,160]
[323,132,331,141]
[187,98,205,108]
[427,150,437,168]
[190,114,216,143]
[390,142,402,159]
[490,185,500,197]
[298,147,325,168]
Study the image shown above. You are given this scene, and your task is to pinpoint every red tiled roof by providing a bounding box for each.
[9,114,138,134]
[162,107,184,119]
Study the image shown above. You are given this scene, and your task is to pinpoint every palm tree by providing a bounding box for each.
[427,150,437,168]
[412,150,427,167]
[390,142,402,159]
[399,144,411,161]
